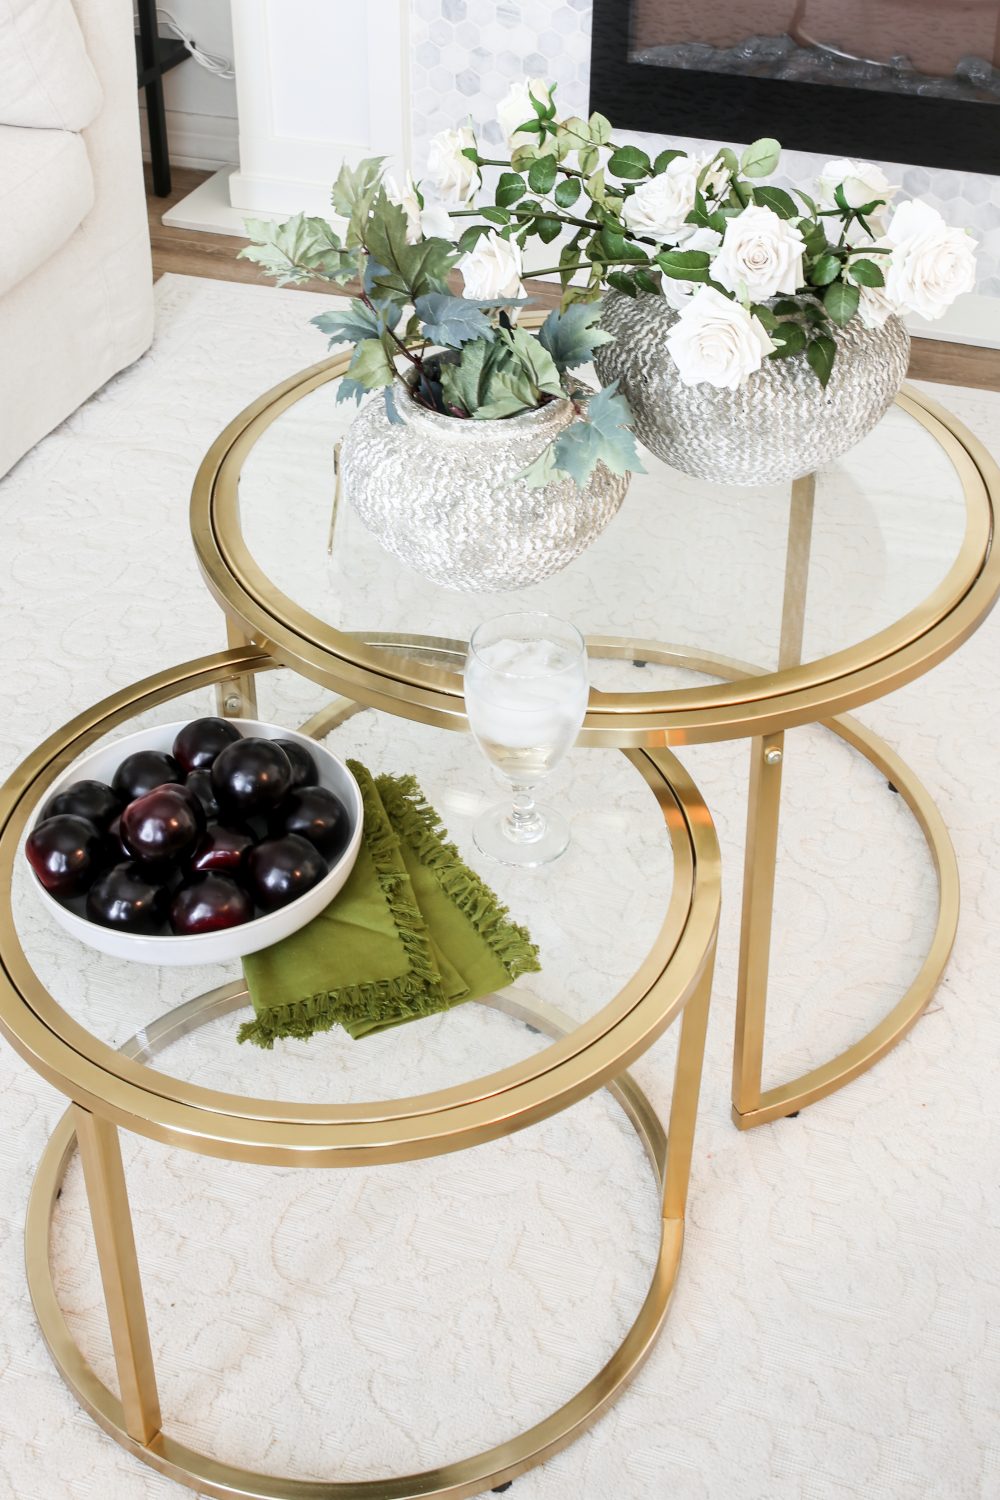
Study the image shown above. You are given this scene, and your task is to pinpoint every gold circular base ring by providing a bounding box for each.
[27,985,680,1500]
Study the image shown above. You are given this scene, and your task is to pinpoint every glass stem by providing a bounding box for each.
[505,783,545,844]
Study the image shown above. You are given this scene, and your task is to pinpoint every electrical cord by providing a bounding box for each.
[134,5,235,79]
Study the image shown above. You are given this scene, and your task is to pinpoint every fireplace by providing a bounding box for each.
[590,0,1000,173]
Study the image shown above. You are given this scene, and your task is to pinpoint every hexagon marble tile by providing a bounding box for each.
[0,274,998,1499]
[408,0,1000,293]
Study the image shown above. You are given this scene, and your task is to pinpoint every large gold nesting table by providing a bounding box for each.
[191,355,1000,1130]
[0,655,721,1499]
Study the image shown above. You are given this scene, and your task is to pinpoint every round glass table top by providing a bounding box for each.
[0,658,719,1166]
[192,356,1000,745]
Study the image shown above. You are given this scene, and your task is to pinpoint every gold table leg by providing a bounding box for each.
[73,1105,161,1445]
[215,620,260,719]
[731,473,814,1126]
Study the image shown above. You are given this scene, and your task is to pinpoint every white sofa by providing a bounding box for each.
[0,0,154,477]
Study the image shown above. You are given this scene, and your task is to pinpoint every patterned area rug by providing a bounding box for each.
[0,274,998,1500]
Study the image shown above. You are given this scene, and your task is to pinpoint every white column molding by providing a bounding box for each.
[227,0,410,216]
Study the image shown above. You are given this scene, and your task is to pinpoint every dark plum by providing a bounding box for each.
[121,785,202,865]
[40,779,121,832]
[244,834,327,911]
[210,738,292,818]
[26,815,103,897]
[112,750,183,803]
[184,768,220,822]
[274,739,318,791]
[169,873,253,934]
[270,786,350,861]
[172,717,242,774]
[86,863,169,934]
[190,823,257,877]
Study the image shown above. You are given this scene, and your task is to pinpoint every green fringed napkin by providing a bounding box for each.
[239,761,540,1047]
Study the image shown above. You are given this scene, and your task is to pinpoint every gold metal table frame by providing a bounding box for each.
[0,654,722,1500]
[190,351,1000,1131]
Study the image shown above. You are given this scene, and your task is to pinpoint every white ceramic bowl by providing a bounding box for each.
[25,719,363,967]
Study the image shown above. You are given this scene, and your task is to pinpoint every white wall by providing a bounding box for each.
[139,0,238,169]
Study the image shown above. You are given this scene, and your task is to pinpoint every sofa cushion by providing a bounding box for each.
[0,124,94,296]
[0,0,102,130]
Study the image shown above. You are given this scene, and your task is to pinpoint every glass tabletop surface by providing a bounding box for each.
[11,674,678,1108]
[233,375,972,696]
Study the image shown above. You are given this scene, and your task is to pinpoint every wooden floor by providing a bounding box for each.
[147,166,999,391]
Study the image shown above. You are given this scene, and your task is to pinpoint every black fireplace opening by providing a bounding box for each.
[590,0,1000,175]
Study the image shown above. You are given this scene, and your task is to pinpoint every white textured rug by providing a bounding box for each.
[0,274,998,1500]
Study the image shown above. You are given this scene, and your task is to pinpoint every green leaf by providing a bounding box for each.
[607,271,638,295]
[847,257,885,287]
[809,253,842,286]
[607,145,652,180]
[513,117,544,137]
[598,226,647,263]
[330,157,386,219]
[481,206,511,226]
[769,324,807,358]
[239,213,357,286]
[496,172,526,208]
[363,191,457,299]
[801,221,829,255]
[807,334,836,387]
[335,377,367,406]
[655,248,712,281]
[457,223,491,254]
[554,176,582,209]
[772,298,802,316]
[527,154,558,194]
[439,338,492,414]
[823,281,860,325]
[311,297,400,347]
[548,381,644,489]
[633,268,660,294]
[345,337,395,391]
[740,137,781,179]
[414,293,495,347]
[793,187,818,216]
[384,385,404,425]
[750,304,779,331]
[502,325,564,398]
[521,443,559,489]
[653,148,685,174]
[536,215,561,244]
[578,144,599,176]
[752,185,798,219]
[588,111,613,144]
[538,301,615,371]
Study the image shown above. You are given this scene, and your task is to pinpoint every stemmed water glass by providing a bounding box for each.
[464,611,589,866]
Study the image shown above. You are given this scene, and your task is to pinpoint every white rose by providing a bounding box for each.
[622,155,701,245]
[497,77,550,150]
[459,230,524,301]
[882,200,977,321]
[426,126,479,205]
[712,204,805,301]
[418,197,453,241]
[658,227,722,309]
[816,158,897,212]
[385,175,456,244]
[666,285,775,389]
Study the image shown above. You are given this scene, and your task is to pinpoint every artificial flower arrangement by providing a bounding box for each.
[241,157,642,491]
[242,78,976,460]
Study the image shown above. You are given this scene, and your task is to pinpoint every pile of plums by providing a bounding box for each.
[25,720,352,936]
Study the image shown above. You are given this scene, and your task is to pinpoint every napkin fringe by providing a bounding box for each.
[237,769,445,1048]
[376,773,541,983]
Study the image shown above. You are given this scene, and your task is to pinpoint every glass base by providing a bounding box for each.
[473,801,570,867]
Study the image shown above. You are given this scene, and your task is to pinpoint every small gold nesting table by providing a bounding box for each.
[0,654,721,1498]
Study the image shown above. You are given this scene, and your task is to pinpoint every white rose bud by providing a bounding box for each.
[666,285,775,389]
[497,77,550,150]
[385,173,423,245]
[418,198,454,241]
[882,200,977,321]
[459,230,524,301]
[712,204,805,301]
[816,158,897,212]
[425,126,479,205]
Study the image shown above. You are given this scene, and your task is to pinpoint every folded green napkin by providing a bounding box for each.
[239,761,541,1047]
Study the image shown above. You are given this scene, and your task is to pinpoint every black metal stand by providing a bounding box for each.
[135,0,190,197]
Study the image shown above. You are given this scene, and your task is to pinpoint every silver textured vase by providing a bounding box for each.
[339,379,630,592]
[594,291,911,486]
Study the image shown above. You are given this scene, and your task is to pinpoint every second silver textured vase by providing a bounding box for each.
[340,379,630,593]
[595,291,911,486]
